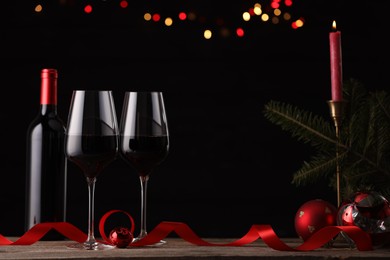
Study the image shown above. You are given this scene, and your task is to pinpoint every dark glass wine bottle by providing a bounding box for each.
[25,68,67,240]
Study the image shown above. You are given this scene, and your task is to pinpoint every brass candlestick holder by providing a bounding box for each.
[327,100,355,249]
[327,100,347,207]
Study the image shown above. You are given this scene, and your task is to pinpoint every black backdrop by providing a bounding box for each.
[1,0,390,238]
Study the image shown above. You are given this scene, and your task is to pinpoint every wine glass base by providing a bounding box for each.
[67,242,116,250]
[132,237,167,247]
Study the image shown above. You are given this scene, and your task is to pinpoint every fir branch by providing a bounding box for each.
[370,91,390,170]
[292,151,347,187]
[263,78,390,199]
[263,100,336,150]
[343,79,369,153]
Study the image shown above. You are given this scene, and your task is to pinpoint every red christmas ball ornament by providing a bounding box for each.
[353,191,390,220]
[109,227,133,248]
[294,199,338,241]
[337,191,390,247]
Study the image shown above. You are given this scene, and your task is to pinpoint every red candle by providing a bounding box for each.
[329,20,343,101]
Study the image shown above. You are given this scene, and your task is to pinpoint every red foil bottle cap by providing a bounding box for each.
[40,68,58,105]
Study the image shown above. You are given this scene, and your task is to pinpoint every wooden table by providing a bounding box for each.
[0,238,389,259]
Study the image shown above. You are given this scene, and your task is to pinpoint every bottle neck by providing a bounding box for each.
[40,104,57,115]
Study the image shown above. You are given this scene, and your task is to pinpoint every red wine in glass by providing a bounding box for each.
[121,136,169,177]
[66,135,118,179]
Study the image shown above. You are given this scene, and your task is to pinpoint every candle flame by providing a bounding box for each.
[332,20,337,30]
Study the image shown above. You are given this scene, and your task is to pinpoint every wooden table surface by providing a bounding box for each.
[0,237,389,260]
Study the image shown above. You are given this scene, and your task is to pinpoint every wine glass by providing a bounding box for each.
[119,91,169,245]
[65,90,119,250]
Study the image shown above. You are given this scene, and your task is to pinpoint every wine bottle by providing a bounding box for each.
[25,68,67,240]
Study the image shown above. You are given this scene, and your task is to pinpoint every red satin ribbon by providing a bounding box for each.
[128,221,372,251]
[0,209,373,251]
[0,222,87,245]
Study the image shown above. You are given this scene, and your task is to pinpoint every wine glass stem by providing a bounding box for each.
[85,177,98,248]
[138,175,149,239]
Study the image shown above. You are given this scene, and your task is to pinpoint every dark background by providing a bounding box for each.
[1,0,390,239]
